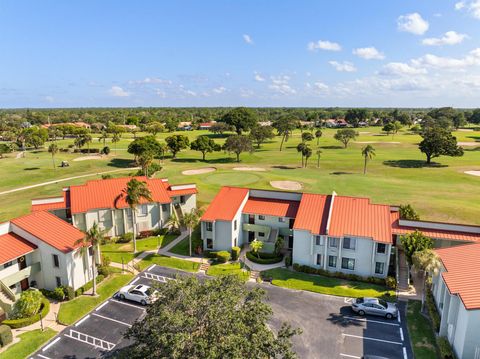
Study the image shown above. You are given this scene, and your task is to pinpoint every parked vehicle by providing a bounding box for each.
[351,297,398,319]
[118,284,158,305]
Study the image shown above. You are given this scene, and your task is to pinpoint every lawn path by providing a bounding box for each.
[0,167,139,196]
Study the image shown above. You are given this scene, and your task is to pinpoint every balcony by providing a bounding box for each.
[1,262,41,291]
[242,223,271,238]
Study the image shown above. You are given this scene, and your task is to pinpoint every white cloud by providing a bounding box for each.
[307,40,341,52]
[411,48,480,70]
[329,61,357,72]
[108,86,130,97]
[254,72,266,82]
[422,31,467,46]
[314,82,329,91]
[397,13,429,35]
[44,96,55,103]
[212,86,226,94]
[268,75,296,95]
[380,62,428,76]
[185,90,197,96]
[353,47,385,60]
[454,0,480,18]
[240,88,254,98]
[130,77,172,85]
[243,34,253,44]
[155,89,166,98]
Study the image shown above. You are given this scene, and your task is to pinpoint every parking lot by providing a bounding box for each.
[33,265,412,359]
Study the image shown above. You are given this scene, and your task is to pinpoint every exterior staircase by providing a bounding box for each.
[397,248,410,291]
[250,270,261,281]
[0,287,14,315]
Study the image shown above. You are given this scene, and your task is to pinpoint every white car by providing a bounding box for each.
[118,284,158,305]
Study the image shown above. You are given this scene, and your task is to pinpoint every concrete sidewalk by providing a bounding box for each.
[239,246,285,272]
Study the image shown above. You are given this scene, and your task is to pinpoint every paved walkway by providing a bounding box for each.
[239,246,285,272]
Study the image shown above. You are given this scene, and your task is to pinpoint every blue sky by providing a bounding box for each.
[1,0,480,108]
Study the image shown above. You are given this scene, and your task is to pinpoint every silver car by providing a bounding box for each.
[351,297,398,319]
[118,284,158,305]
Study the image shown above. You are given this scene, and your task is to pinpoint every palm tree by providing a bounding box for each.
[98,130,109,146]
[121,178,152,253]
[315,129,322,145]
[165,211,181,233]
[296,142,306,167]
[303,146,312,167]
[48,143,58,170]
[180,208,203,256]
[316,149,322,168]
[75,222,108,296]
[112,133,121,155]
[412,249,441,312]
[361,145,376,174]
[250,239,263,259]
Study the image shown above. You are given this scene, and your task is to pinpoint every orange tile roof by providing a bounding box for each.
[11,211,85,253]
[329,196,392,243]
[201,187,249,221]
[0,233,37,265]
[167,187,198,197]
[31,192,69,212]
[293,193,330,235]
[435,244,480,310]
[243,197,300,218]
[391,212,480,243]
[69,177,171,214]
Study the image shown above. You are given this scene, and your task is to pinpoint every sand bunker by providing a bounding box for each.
[458,129,474,132]
[233,167,266,171]
[458,142,480,147]
[182,167,216,175]
[354,141,400,144]
[270,180,303,191]
[465,171,480,177]
[359,131,371,134]
[73,155,104,161]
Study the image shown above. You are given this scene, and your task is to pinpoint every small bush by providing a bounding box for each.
[11,289,43,318]
[386,276,397,289]
[437,337,454,359]
[0,325,13,347]
[246,251,283,265]
[426,289,441,333]
[102,146,110,155]
[204,251,219,259]
[62,286,75,301]
[52,287,66,301]
[116,232,133,243]
[231,246,241,261]
[285,255,292,267]
[74,275,106,297]
[3,298,50,329]
[216,251,231,263]
[98,264,111,277]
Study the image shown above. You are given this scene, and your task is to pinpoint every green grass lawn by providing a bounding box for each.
[169,228,202,256]
[0,328,57,359]
[57,273,134,325]
[138,254,200,272]
[406,300,439,359]
[206,262,250,281]
[263,268,395,298]
[100,234,177,264]
[2,127,480,224]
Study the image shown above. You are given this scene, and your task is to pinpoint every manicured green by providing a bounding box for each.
[57,273,134,325]
[206,262,250,281]
[169,229,202,256]
[263,268,395,298]
[1,328,56,359]
[406,300,439,359]
[138,254,200,272]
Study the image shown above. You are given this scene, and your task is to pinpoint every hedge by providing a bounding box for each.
[74,275,105,297]
[231,246,241,261]
[3,298,50,329]
[246,251,284,265]
[216,251,231,263]
[0,324,12,347]
[426,289,441,333]
[437,336,455,359]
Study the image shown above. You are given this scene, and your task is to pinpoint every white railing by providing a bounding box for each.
[65,329,115,351]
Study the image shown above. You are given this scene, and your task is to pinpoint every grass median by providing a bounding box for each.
[138,254,200,272]
[1,328,57,359]
[206,262,250,281]
[57,273,134,325]
[406,300,439,359]
[262,268,395,298]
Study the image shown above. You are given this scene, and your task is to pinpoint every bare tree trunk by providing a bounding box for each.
[279,135,285,151]
[92,248,97,296]
[364,157,367,174]
[189,227,192,257]
[52,155,56,170]
[132,209,137,253]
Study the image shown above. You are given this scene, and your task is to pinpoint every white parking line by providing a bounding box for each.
[92,312,132,327]
[147,264,156,271]
[403,346,408,359]
[75,315,90,327]
[400,327,404,341]
[342,333,403,345]
[111,298,146,310]
[130,277,140,285]
[340,354,361,358]
[37,354,52,359]
[343,316,399,327]
[42,337,61,352]
[64,329,115,351]
[344,297,353,303]
[398,313,401,323]
[96,300,109,312]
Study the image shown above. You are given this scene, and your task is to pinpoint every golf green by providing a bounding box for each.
[204,172,261,186]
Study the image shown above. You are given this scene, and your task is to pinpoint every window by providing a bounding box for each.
[206,222,213,231]
[161,204,168,212]
[206,238,213,249]
[328,237,339,248]
[234,220,237,231]
[259,232,265,237]
[341,257,355,271]
[3,261,13,269]
[315,236,324,246]
[180,195,185,204]
[316,254,322,266]
[377,243,386,254]
[88,247,94,256]
[328,256,337,268]
[139,205,148,217]
[258,215,265,220]
[343,237,356,250]
[278,217,285,223]
[52,254,59,268]
[55,276,62,287]
[375,262,385,274]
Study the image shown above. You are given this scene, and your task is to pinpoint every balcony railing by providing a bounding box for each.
[242,223,271,238]
[1,262,41,290]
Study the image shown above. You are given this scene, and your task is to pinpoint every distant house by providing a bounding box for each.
[117,124,137,131]
[178,121,192,131]
[258,121,272,127]
[198,121,216,130]
[324,119,348,128]
[41,122,91,129]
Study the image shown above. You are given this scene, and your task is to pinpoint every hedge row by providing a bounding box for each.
[426,289,441,333]
[3,298,50,329]
[293,263,393,287]
[74,275,105,297]
[246,251,284,265]
[0,324,12,347]
[41,285,75,302]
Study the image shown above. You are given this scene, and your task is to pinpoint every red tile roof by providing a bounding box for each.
[435,244,480,310]
[166,187,198,197]
[293,193,330,235]
[243,197,300,218]
[11,211,85,253]
[391,212,480,243]
[31,192,68,212]
[201,187,249,221]
[329,196,392,243]
[0,233,37,265]
[69,177,171,214]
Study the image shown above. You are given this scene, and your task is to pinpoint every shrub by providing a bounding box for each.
[386,276,397,289]
[231,246,241,261]
[204,251,219,259]
[0,325,12,347]
[11,289,43,318]
[285,255,292,267]
[52,287,66,301]
[98,264,111,277]
[62,286,75,301]
[117,232,133,243]
[426,289,441,333]
[3,298,50,329]
[216,251,231,263]
[437,337,454,359]
[102,146,110,155]
[246,251,283,265]
[74,275,106,297]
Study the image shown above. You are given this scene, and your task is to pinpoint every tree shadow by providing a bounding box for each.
[272,165,297,170]
[383,160,447,168]
[202,133,232,139]
[320,145,344,150]
[464,146,480,152]
[466,136,480,141]
[330,171,354,175]
[107,158,137,168]
[171,157,236,164]
[326,307,363,327]
[24,167,40,171]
